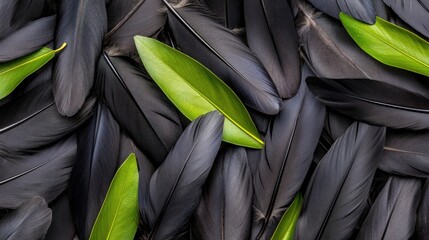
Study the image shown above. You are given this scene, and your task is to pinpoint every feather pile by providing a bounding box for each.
[0,0,428,239]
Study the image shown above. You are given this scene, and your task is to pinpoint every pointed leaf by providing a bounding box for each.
[134,36,263,149]
[89,153,139,240]
[340,13,429,77]
[0,44,65,100]
[271,193,303,240]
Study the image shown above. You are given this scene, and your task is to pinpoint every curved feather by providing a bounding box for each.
[252,81,325,240]
[309,0,375,23]
[106,0,140,30]
[0,0,18,39]
[356,176,422,240]
[53,0,107,116]
[416,179,429,240]
[164,0,282,115]
[0,15,55,62]
[0,82,95,153]
[104,0,165,57]
[199,0,244,29]
[307,77,429,130]
[0,197,52,240]
[192,147,252,240]
[244,0,300,98]
[70,103,120,240]
[96,53,183,166]
[296,2,429,97]
[295,122,386,240]
[44,193,76,240]
[0,134,77,208]
[143,111,224,239]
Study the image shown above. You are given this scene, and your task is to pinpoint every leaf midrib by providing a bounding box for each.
[0,49,52,77]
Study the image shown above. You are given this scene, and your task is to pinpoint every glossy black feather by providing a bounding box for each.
[252,81,325,240]
[295,122,385,240]
[0,82,95,153]
[296,2,429,97]
[0,197,52,240]
[143,111,224,240]
[44,193,76,240]
[244,0,300,99]
[309,0,375,23]
[104,0,165,57]
[192,147,252,240]
[416,179,429,240]
[307,77,429,130]
[383,0,429,38]
[70,103,120,240]
[356,176,422,240]
[0,135,77,208]
[0,15,55,62]
[164,0,282,115]
[96,53,183,166]
[53,0,107,116]
[199,0,244,29]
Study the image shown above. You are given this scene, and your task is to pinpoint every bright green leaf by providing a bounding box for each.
[340,13,429,77]
[134,36,264,149]
[89,153,139,240]
[271,193,303,240]
[0,43,67,100]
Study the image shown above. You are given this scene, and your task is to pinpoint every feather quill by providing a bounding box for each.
[199,0,244,29]
[356,176,422,240]
[252,81,325,240]
[44,193,76,240]
[104,0,165,57]
[309,0,375,23]
[244,0,300,98]
[416,179,429,240]
[296,2,429,97]
[70,103,120,240]
[97,53,183,166]
[53,0,107,116]
[0,196,52,240]
[295,122,386,240]
[0,82,95,153]
[0,15,55,62]
[307,77,429,130]
[164,0,282,115]
[0,134,77,208]
[143,111,224,239]
[192,147,253,240]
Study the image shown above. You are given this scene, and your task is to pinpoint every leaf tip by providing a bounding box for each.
[54,42,67,53]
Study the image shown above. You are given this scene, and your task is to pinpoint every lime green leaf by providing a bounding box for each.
[134,36,264,149]
[89,153,139,240]
[271,194,303,240]
[0,43,67,100]
[340,13,429,77]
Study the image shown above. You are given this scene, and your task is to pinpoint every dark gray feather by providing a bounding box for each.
[416,179,429,240]
[44,193,76,240]
[309,0,375,23]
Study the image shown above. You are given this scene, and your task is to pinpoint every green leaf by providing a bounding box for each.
[271,193,303,240]
[89,153,139,240]
[0,43,67,100]
[134,36,264,149]
[340,13,429,77]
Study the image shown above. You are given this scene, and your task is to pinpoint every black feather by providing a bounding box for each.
[244,0,301,99]
[309,0,375,23]
[383,0,429,38]
[0,196,52,240]
[199,0,244,29]
[252,81,325,240]
[416,179,429,240]
[295,122,385,240]
[106,0,139,30]
[44,193,76,240]
[104,0,165,57]
[164,0,282,115]
[0,82,95,153]
[11,0,52,26]
[0,134,77,208]
[296,2,429,97]
[356,176,422,240]
[96,53,183,166]
[307,77,429,130]
[0,0,18,39]
[70,103,120,240]
[0,15,55,62]
[53,0,107,116]
[192,147,252,240]
[143,111,224,239]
